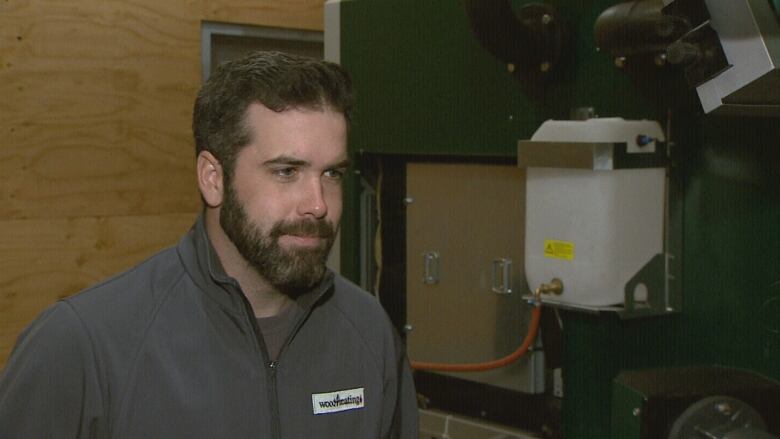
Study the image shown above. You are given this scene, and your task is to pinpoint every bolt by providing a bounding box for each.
[507,63,516,73]
[614,56,627,68]
[571,107,597,120]
[636,134,654,147]
[655,52,667,66]
[403,324,413,333]
[633,407,641,416]
[541,14,553,25]
[540,61,551,72]
[403,197,414,205]
[715,402,733,416]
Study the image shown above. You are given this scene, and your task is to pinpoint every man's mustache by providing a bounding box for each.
[270,219,335,239]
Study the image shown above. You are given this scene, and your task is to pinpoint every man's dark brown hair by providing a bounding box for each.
[192,51,354,178]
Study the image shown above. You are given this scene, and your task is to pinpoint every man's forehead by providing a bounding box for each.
[240,105,348,165]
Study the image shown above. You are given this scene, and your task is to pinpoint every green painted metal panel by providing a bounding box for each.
[341,0,537,157]
[684,117,780,380]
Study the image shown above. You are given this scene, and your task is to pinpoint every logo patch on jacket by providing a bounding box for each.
[311,387,365,414]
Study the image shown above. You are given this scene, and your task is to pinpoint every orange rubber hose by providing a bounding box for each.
[410,305,542,372]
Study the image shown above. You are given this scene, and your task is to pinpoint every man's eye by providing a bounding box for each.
[274,167,298,178]
[324,169,345,180]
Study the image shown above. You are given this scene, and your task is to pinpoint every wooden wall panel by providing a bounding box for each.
[1,1,200,219]
[0,0,324,366]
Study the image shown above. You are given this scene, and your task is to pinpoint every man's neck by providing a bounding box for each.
[204,209,293,318]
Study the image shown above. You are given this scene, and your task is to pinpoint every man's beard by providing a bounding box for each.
[219,182,336,297]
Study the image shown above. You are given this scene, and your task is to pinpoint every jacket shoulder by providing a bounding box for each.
[0,302,104,436]
[57,246,191,370]
[66,246,186,321]
[326,275,403,360]
[330,275,394,328]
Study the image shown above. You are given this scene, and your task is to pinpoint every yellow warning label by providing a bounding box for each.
[544,240,575,260]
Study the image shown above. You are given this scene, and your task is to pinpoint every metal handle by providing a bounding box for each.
[492,258,512,294]
[423,251,440,285]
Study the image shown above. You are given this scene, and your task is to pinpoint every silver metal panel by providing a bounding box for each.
[697,0,780,114]
[517,141,616,170]
[517,140,666,171]
[324,0,342,63]
[406,163,543,394]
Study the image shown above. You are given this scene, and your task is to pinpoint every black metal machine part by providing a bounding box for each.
[593,0,730,89]
[594,0,690,59]
[463,0,571,83]
[616,366,780,439]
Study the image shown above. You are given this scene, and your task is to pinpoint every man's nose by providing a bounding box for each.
[297,177,328,219]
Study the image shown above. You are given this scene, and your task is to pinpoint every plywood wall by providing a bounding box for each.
[0,0,324,365]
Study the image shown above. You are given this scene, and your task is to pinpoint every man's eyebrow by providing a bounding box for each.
[262,155,351,170]
[330,158,351,169]
[263,155,309,167]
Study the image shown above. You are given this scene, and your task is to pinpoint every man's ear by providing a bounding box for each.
[196,151,224,207]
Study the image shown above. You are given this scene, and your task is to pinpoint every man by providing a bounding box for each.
[0,51,418,438]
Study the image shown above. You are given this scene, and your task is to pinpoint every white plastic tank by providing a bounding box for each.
[522,118,666,307]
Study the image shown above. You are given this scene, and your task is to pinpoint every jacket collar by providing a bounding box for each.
[177,212,335,315]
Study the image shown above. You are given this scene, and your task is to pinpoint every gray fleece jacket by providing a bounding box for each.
[0,216,418,438]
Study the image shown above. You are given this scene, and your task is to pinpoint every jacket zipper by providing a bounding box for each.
[234,278,330,439]
[238,294,282,439]
[273,306,312,368]
[273,275,332,363]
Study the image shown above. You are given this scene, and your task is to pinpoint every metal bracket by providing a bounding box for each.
[619,253,675,318]
[423,251,440,285]
[521,253,681,319]
[492,258,513,294]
